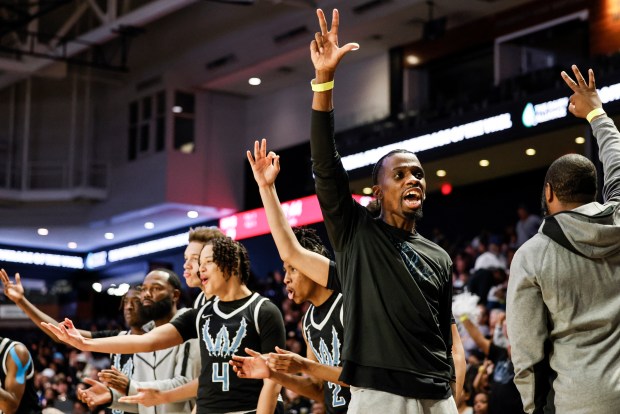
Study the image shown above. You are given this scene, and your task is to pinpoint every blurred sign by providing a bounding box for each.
[219,194,373,240]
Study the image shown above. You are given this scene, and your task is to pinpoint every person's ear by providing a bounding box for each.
[372,185,382,200]
[545,183,554,204]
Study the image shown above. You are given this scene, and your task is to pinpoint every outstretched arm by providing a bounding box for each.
[42,318,183,354]
[0,270,93,342]
[118,379,198,407]
[248,139,331,287]
[562,65,620,202]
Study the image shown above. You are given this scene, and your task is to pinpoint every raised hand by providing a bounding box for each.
[311,9,359,75]
[0,269,25,304]
[41,318,86,349]
[118,388,165,407]
[247,139,280,188]
[98,366,130,394]
[78,377,112,410]
[229,347,271,379]
[267,346,308,374]
[561,65,603,119]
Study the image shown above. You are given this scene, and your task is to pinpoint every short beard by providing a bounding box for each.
[404,207,424,221]
[139,296,173,321]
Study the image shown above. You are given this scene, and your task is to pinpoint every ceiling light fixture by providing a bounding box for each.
[406,54,420,65]
[362,187,373,195]
[187,211,199,219]
[144,222,155,230]
[172,106,183,113]
[525,148,536,156]
[575,136,585,144]
[248,77,261,86]
[479,159,490,167]
[436,169,447,177]
[37,228,49,236]
[67,242,78,249]
[104,232,115,240]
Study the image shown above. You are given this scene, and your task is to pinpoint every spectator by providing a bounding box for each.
[515,204,542,247]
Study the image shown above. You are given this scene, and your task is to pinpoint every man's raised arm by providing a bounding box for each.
[562,65,620,202]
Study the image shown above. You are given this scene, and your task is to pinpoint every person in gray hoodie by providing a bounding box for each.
[506,65,620,414]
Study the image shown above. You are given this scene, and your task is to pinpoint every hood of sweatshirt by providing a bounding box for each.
[542,202,620,259]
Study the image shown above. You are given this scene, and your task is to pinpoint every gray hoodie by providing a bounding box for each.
[507,114,620,414]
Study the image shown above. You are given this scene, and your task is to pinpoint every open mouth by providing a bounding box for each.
[286,287,294,300]
[403,188,422,208]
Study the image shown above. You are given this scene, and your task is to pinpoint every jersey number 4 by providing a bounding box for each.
[212,362,230,392]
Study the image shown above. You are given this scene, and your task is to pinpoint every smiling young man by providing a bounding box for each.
[308,9,458,413]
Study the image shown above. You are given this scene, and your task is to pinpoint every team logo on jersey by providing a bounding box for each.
[308,325,341,368]
[202,316,247,357]
[307,325,346,407]
[111,354,134,414]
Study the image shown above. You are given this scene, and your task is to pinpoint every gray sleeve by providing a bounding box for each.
[592,115,620,202]
[127,339,199,394]
[109,388,139,413]
[506,242,552,414]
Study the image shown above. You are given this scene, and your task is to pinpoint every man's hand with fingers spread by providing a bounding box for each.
[0,269,25,304]
[41,318,87,349]
[78,378,112,410]
[561,65,603,120]
[310,8,359,77]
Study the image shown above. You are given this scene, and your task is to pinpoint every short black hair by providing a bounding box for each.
[544,154,597,204]
[372,149,417,184]
[292,227,331,259]
[150,268,182,291]
[119,284,142,310]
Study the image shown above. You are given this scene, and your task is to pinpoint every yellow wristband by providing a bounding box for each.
[586,108,606,123]
[459,315,468,322]
[311,79,334,92]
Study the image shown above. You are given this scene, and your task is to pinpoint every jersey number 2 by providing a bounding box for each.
[328,382,346,407]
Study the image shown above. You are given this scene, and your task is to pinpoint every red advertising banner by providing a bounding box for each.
[219,194,373,240]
